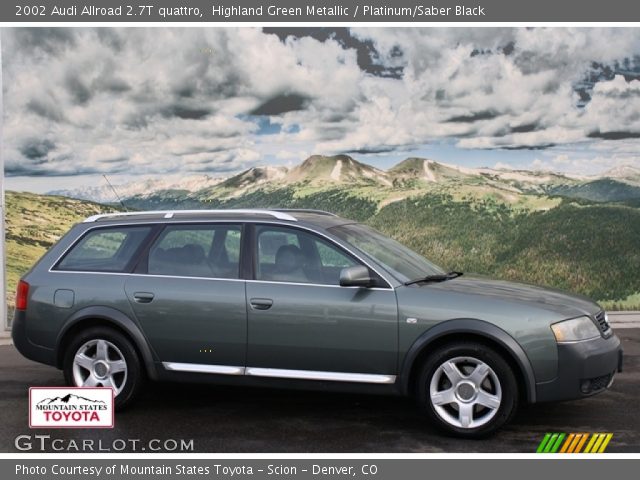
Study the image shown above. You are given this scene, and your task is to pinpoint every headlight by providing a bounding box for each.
[551,316,601,343]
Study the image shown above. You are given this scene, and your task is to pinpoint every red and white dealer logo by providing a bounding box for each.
[29,387,114,428]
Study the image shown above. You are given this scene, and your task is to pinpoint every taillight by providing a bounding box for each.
[16,280,29,311]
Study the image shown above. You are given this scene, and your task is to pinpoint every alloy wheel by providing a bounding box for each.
[72,339,128,395]
[429,356,502,429]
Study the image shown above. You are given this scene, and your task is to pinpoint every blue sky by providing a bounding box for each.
[3,27,640,192]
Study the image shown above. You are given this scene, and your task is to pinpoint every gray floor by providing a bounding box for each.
[0,329,638,453]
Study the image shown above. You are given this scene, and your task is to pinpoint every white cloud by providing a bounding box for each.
[3,27,640,180]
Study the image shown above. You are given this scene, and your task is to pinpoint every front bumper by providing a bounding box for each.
[536,332,623,403]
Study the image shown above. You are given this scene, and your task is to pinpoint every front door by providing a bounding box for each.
[245,225,398,383]
[125,223,246,372]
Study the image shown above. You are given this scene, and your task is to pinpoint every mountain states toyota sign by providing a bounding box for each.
[29,387,114,428]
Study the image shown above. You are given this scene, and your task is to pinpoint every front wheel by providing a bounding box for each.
[63,326,144,409]
[416,342,518,437]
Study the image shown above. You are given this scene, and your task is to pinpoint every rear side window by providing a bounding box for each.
[148,224,242,279]
[56,226,152,272]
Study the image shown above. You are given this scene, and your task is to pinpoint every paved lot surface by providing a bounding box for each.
[608,311,640,329]
[0,329,638,453]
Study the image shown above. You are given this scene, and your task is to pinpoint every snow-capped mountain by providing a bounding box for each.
[49,174,223,203]
[47,155,640,205]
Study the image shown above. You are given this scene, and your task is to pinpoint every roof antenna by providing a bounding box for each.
[102,174,129,212]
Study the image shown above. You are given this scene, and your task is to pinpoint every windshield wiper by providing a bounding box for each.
[404,271,463,286]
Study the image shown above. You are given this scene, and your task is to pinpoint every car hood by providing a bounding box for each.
[422,275,601,319]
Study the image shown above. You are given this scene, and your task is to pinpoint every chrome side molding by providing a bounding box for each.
[245,367,396,384]
[162,363,396,384]
[162,362,245,375]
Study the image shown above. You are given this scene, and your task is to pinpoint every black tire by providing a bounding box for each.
[63,326,144,410]
[416,341,518,438]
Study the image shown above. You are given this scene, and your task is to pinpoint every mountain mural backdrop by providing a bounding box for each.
[5,155,640,320]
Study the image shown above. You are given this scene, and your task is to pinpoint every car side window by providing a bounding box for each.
[56,226,152,272]
[225,229,242,264]
[148,224,242,279]
[256,226,358,285]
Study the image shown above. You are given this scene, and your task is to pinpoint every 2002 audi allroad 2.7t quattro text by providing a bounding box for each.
[12,209,623,437]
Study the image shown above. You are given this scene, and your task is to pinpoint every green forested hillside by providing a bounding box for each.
[4,192,119,319]
[549,179,640,202]
[370,196,640,309]
[127,187,379,223]
[7,156,640,314]
[109,185,640,310]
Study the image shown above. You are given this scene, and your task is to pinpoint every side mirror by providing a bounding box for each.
[339,265,373,288]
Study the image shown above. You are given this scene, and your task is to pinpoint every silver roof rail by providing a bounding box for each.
[84,209,298,223]
[273,209,338,217]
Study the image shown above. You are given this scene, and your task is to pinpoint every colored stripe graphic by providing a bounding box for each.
[536,433,552,453]
[544,433,558,453]
[549,433,565,453]
[559,433,575,453]
[584,433,599,453]
[590,434,606,453]
[597,433,613,453]
[574,433,589,453]
[566,433,587,453]
[536,433,612,453]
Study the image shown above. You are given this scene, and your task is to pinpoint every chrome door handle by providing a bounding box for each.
[250,298,273,310]
[133,292,155,304]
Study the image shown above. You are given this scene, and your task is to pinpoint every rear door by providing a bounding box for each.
[125,223,247,372]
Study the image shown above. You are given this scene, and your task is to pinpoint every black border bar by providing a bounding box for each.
[4,0,640,23]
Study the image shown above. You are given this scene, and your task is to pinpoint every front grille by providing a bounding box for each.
[594,311,611,337]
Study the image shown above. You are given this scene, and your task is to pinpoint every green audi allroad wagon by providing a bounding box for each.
[12,209,623,436]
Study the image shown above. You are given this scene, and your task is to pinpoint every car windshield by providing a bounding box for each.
[328,223,445,283]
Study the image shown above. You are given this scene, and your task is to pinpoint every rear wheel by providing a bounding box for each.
[63,327,144,409]
[416,341,518,437]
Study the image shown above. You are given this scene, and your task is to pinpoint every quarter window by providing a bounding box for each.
[256,226,358,285]
[56,226,152,272]
[148,225,242,279]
